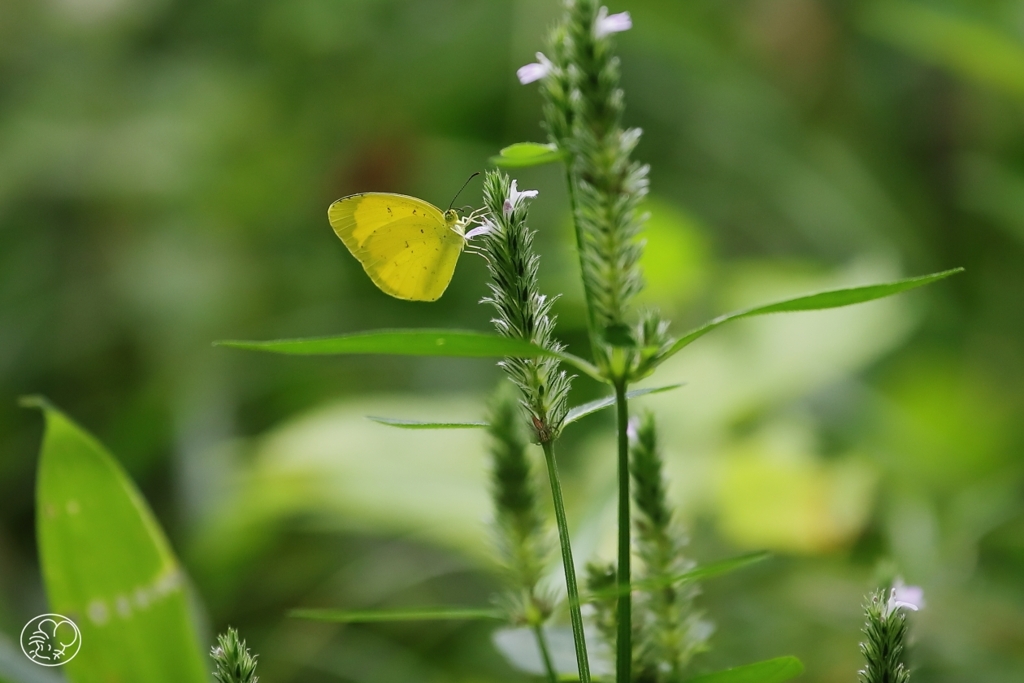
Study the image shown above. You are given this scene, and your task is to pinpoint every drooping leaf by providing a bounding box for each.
[563,384,684,425]
[367,384,683,431]
[216,329,603,380]
[661,269,963,362]
[490,142,568,168]
[684,656,804,683]
[23,396,207,683]
[290,606,503,623]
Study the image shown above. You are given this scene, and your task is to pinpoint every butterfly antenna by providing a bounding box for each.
[447,172,481,212]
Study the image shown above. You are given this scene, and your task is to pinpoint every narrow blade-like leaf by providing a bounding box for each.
[23,396,207,683]
[216,329,551,358]
[368,384,683,431]
[290,607,504,623]
[587,552,769,601]
[685,656,804,683]
[367,416,487,429]
[662,268,963,361]
[490,142,568,168]
[216,329,604,381]
[563,384,684,425]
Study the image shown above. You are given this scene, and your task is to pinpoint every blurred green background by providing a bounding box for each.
[1,0,1022,681]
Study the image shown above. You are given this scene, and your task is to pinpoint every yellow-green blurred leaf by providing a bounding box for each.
[25,397,207,683]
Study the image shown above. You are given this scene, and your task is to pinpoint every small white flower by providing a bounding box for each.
[503,179,539,216]
[517,52,553,84]
[595,6,632,39]
[887,578,925,614]
[464,219,495,240]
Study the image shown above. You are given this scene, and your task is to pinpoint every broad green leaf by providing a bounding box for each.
[490,142,567,168]
[685,656,804,683]
[290,606,503,623]
[661,269,963,362]
[563,384,684,425]
[217,329,604,381]
[367,415,487,429]
[23,397,207,683]
[367,384,683,431]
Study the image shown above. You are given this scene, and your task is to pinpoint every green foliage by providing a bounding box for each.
[683,657,805,683]
[211,628,259,683]
[858,590,911,683]
[366,384,682,431]
[24,397,207,683]
[660,268,964,361]
[491,143,568,168]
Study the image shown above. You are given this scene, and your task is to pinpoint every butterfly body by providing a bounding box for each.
[328,193,473,301]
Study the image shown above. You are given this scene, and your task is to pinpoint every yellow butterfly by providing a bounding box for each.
[328,192,487,301]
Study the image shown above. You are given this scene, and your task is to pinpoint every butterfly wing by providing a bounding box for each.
[328,193,465,301]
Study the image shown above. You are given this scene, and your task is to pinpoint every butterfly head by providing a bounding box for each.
[443,208,460,226]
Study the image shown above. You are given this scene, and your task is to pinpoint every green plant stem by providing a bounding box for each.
[614,380,631,683]
[532,623,559,683]
[541,439,591,683]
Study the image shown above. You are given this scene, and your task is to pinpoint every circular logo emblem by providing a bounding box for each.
[20,614,81,666]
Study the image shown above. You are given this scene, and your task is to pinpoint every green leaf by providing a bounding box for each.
[290,606,504,623]
[216,329,604,381]
[685,656,804,683]
[589,551,768,601]
[367,416,487,429]
[654,551,769,587]
[563,384,684,425]
[366,384,682,431]
[661,269,963,362]
[490,142,568,168]
[23,396,207,683]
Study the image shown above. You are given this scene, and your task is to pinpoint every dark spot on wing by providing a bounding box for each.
[420,229,424,233]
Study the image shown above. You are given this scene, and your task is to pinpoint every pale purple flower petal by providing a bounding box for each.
[503,179,539,216]
[464,220,495,240]
[595,7,632,39]
[887,578,925,614]
[517,52,553,84]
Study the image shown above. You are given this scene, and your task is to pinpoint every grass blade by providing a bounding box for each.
[685,656,804,683]
[216,329,603,381]
[367,384,683,431]
[367,416,487,429]
[662,268,963,361]
[290,607,504,623]
[587,552,769,601]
